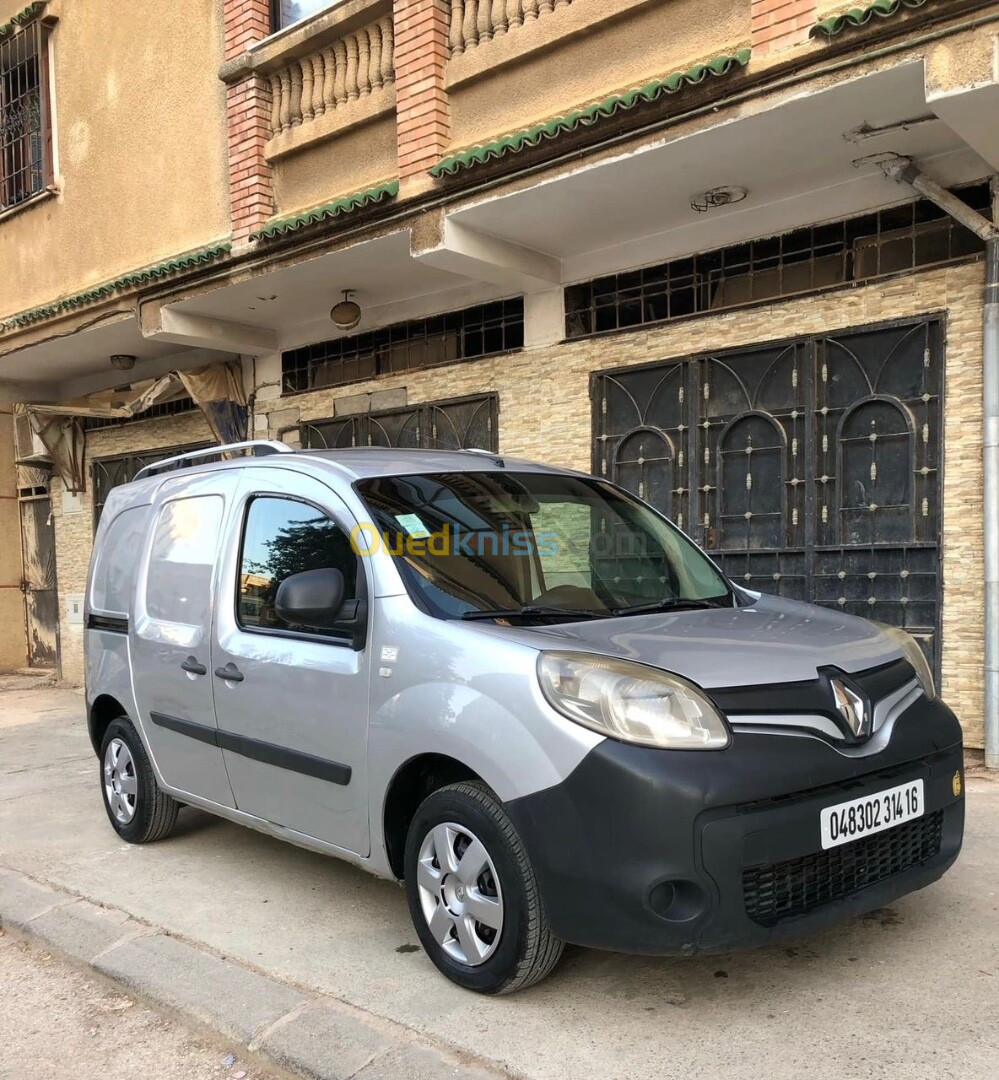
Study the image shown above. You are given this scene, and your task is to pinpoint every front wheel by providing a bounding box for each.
[404,781,563,994]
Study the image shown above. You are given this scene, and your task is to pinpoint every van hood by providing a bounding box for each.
[486,593,903,689]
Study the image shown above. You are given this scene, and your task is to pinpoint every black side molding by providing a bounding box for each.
[86,613,128,634]
[218,729,351,786]
[149,712,352,786]
[150,712,218,747]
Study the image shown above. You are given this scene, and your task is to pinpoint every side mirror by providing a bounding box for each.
[274,568,346,630]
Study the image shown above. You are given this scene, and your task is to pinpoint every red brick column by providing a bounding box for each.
[751,0,816,55]
[224,0,275,245]
[394,0,451,191]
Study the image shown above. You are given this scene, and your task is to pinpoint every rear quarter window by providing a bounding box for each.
[89,506,151,616]
[145,495,224,626]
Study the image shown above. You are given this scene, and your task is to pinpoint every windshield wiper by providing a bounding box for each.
[461,605,611,622]
[611,597,726,617]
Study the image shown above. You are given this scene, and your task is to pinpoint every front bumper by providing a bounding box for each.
[505,694,964,955]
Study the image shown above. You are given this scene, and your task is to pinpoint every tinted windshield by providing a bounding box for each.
[355,471,731,621]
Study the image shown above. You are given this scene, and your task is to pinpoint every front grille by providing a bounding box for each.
[742,811,944,927]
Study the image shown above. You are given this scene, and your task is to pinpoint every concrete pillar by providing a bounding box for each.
[394,0,451,194]
[223,0,275,246]
[524,289,566,349]
[0,405,27,670]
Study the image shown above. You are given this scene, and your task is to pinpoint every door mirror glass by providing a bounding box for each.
[274,568,345,630]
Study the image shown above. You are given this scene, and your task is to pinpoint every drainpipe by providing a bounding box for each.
[880,158,999,768]
[986,230,999,768]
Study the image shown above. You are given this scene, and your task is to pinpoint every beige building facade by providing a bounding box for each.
[2,0,998,757]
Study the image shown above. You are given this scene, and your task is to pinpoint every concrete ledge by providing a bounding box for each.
[0,868,509,1080]
[220,0,389,84]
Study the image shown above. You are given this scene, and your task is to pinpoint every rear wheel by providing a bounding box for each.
[99,718,179,844]
[404,781,563,994]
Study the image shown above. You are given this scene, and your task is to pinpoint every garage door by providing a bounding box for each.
[593,318,942,668]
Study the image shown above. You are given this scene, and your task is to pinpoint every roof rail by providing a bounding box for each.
[133,440,295,482]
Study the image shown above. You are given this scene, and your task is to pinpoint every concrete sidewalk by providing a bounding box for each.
[2,685,998,1080]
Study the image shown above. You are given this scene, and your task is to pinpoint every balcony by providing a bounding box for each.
[226,0,398,218]
[441,0,752,150]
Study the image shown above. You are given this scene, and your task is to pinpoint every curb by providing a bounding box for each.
[0,867,511,1080]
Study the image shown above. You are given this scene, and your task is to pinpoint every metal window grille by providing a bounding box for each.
[301,393,499,452]
[565,184,991,339]
[282,299,524,394]
[82,396,199,431]
[91,442,212,528]
[0,17,50,213]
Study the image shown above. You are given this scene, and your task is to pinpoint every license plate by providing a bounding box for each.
[820,779,924,850]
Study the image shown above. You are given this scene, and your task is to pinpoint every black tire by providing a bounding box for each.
[404,781,563,994]
[99,717,179,844]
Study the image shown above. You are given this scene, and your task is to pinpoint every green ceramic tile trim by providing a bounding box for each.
[3,243,232,330]
[811,0,931,38]
[430,50,752,178]
[250,180,400,241]
[0,2,45,40]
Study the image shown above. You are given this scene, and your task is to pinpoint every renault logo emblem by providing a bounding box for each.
[830,677,872,738]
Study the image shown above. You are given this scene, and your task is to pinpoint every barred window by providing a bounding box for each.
[565,184,991,339]
[82,396,199,432]
[91,442,212,528]
[301,394,498,453]
[0,14,52,214]
[282,299,524,394]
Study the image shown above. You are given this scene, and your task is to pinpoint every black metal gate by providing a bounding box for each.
[593,318,942,667]
[301,394,498,452]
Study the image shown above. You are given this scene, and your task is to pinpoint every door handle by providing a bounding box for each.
[214,663,244,683]
[180,657,207,676]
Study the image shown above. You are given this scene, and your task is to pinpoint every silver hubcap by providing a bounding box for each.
[103,738,137,825]
[417,822,504,967]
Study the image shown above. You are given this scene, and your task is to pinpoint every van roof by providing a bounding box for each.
[307,447,579,480]
[129,442,584,487]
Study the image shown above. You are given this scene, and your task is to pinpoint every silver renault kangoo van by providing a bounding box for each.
[85,441,964,993]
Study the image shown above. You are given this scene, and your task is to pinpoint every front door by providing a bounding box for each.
[210,467,370,855]
[130,472,239,807]
[18,480,57,667]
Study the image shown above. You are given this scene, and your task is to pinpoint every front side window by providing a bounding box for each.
[238,496,358,638]
[0,16,51,213]
[271,1,340,32]
[356,472,731,622]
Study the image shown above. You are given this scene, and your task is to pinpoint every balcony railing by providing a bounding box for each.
[449,0,573,56]
[267,14,395,136]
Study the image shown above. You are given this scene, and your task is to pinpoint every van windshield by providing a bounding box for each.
[354,471,732,622]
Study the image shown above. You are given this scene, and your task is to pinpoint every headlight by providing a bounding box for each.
[877,624,936,701]
[537,652,730,750]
